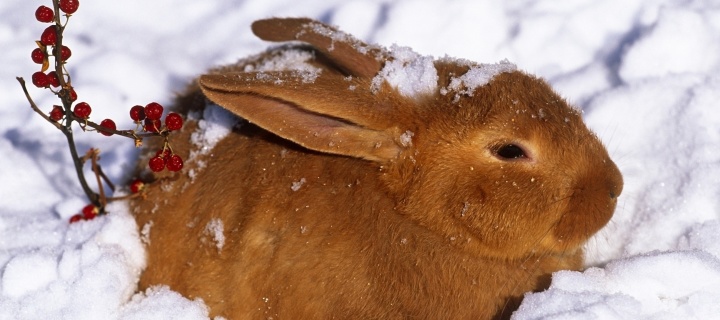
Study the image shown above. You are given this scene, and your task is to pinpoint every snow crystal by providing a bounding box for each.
[399,130,414,147]
[242,49,323,84]
[203,218,225,253]
[291,178,307,191]
[305,21,349,52]
[188,103,240,165]
[253,69,321,84]
[302,21,378,55]
[446,59,517,96]
[140,221,153,245]
[245,49,317,73]
[371,45,438,98]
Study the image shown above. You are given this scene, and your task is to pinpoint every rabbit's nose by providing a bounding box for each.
[605,160,623,200]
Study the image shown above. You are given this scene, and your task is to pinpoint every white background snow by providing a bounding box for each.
[2,0,720,319]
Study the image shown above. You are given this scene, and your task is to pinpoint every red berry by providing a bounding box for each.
[73,102,91,119]
[49,105,64,121]
[129,105,146,121]
[35,5,54,23]
[81,204,98,220]
[60,46,72,61]
[69,214,83,223]
[148,156,165,172]
[167,154,184,172]
[40,26,58,46]
[129,179,145,193]
[48,71,61,87]
[68,88,78,102]
[32,71,50,87]
[99,119,116,136]
[165,112,183,131]
[144,118,161,133]
[155,149,172,160]
[59,0,80,14]
[144,102,163,120]
[31,48,45,64]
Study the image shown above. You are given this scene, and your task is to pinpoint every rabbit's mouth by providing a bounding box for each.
[543,163,623,253]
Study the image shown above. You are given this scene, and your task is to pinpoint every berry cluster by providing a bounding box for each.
[19,0,185,224]
[129,102,184,133]
[69,204,98,223]
[129,102,185,172]
[149,148,184,172]
[31,3,77,89]
[28,1,184,143]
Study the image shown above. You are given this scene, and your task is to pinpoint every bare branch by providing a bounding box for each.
[16,77,63,130]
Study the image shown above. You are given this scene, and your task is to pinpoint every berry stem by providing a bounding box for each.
[83,149,116,192]
[88,149,107,209]
[51,0,67,87]
[67,130,101,205]
[73,113,167,140]
[105,192,143,202]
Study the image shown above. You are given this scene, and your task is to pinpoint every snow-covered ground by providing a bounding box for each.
[2,0,720,319]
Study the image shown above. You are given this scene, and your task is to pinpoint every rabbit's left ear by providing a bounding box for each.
[199,72,402,162]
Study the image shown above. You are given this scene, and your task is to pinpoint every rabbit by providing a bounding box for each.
[131,17,623,320]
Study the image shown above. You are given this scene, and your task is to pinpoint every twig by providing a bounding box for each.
[88,149,106,209]
[17,77,100,205]
[16,77,63,130]
[97,165,116,192]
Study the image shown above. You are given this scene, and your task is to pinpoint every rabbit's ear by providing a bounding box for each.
[199,72,402,162]
[251,18,383,78]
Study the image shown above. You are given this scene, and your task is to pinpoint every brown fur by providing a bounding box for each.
[132,18,623,319]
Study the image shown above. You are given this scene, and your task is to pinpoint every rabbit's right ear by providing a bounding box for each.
[199,72,403,162]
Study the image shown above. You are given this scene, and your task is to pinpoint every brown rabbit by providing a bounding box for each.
[131,18,623,319]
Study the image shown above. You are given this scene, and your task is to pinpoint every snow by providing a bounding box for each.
[304,21,378,55]
[2,0,720,319]
[445,59,517,97]
[120,286,213,320]
[515,249,720,319]
[0,201,147,320]
[187,103,239,181]
[190,103,239,157]
[241,49,321,76]
[399,130,414,147]
[619,8,720,81]
[291,178,307,192]
[371,44,439,97]
[203,218,225,253]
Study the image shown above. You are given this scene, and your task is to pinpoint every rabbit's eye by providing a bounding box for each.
[495,144,527,160]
